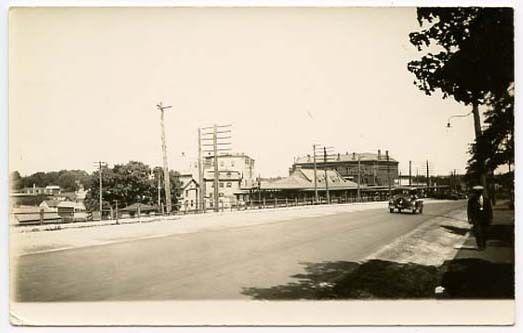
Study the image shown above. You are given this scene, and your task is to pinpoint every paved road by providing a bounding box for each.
[14,201,465,301]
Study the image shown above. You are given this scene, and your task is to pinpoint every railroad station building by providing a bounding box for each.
[290,149,399,186]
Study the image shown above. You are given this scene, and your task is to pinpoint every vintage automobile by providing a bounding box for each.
[388,188,424,214]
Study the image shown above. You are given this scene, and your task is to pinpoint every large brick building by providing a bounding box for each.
[291,150,399,186]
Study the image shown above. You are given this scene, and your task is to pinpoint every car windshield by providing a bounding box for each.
[391,188,418,198]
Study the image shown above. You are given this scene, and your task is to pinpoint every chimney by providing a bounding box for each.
[337,153,341,160]
[378,149,381,160]
[307,154,311,162]
[352,152,356,160]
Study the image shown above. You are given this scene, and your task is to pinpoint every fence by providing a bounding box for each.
[12,210,67,226]
[12,193,391,226]
[175,192,390,214]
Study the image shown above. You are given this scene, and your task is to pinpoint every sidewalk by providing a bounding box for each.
[440,201,515,298]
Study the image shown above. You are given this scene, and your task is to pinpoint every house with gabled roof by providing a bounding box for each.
[178,174,200,212]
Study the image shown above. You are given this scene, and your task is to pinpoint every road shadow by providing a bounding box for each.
[242,259,440,300]
[440,225,469,236]
[487,224,514,247]
[440,258,514,299]
[242,258,514,300]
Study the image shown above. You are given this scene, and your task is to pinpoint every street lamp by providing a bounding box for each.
[446,111,473,128]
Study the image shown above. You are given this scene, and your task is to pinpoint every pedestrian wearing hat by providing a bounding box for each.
[467,186,493,250]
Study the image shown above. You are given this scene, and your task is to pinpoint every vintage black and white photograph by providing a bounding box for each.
[6,3,516,326]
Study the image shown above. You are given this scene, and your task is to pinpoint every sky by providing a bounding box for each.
[9,7,476,178]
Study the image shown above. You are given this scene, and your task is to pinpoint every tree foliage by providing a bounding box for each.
[12,169,90,192]
[408,7,513,105]
[408,7,514,185]
[466,86,514,179]
[84,161,182,211]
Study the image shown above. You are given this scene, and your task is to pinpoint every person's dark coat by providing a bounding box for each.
[467,194,493,226]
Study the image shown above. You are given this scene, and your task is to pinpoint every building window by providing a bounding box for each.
[226,182,232,188]
[231,161,235,167]
[190,200,194,207]
[219,192,224,197]
[227,172,231,177]
[219,182,224,188]
[185,190,188,196]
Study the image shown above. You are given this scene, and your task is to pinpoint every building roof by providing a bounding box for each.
[295,152,397,164]
[260,168,358,191]
[57,201,86,210]
[57,192,76,200]
[180,177,199,190]
[40,200,61,208]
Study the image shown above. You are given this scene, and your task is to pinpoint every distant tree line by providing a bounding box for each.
[11,161,184,211]
[11,170,90,192]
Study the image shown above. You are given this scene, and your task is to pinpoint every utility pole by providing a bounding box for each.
[114,200,119,225]
[213,125,219,210]
[257,175,262,207]
[373,160,377,186]
[200,124,232,212]
[409,160,412,186]
[198,128,205,212]
[324,147,330,204]
[471,101,488,190]
[357,154,361,201]
[98,162,103,216]
[93,161,106,219]
[386,150,391,196]
[426,160,430,190]
[156,102,173,214]
[312,144,319,203]
[157,174,161,212]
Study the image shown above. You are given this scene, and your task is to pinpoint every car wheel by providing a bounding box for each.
[389,208,394,213]
[419,206,423,214]
[398,209,402,214]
